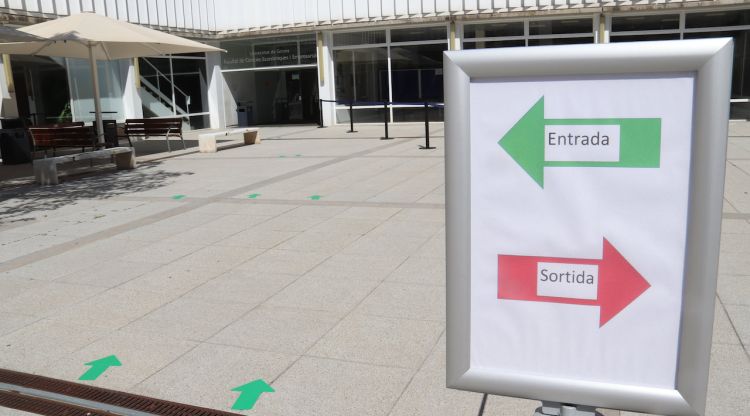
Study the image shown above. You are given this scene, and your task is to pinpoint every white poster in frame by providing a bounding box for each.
[444,39,733,416]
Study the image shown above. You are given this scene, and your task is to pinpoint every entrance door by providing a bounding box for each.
[254,68,319,125]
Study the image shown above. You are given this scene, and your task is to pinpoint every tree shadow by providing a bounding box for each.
[0,161,192,226]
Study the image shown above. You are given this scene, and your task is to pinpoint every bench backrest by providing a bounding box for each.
[124,118,182,137]
[37,121,85,128]
[28,126,97,149]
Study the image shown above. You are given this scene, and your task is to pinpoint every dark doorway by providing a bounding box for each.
[11,55,71,126]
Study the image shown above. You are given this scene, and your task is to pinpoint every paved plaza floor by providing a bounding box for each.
[0,123,748,416]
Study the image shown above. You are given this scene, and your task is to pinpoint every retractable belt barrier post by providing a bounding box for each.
[420,102,436,150]
[346,101,357,133]
[381,101,391,140]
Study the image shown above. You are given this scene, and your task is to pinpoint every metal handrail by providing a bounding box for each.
[139,58,191,114]
[139,76,189,116]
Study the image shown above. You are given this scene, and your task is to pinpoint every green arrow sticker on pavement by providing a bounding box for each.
[498,96,661,188]
[79,355,121,381]
[171,194,186,200]
[247,193,261,199]
[308,195,322,201]
[231,379,274,410]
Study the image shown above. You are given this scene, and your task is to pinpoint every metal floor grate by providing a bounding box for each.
[0,368,243,416]
[0,390,112,415]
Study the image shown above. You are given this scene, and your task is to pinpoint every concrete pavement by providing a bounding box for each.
[0,123,747,416]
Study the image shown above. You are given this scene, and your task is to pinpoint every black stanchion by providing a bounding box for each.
[420,102,436,150]
[381,101,392,140]
[347,102,357,133]
[317,98,324,128]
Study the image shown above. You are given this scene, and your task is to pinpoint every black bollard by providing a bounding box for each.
[381,101,392,140]
[347,102,357,133]
[420,102,436,149]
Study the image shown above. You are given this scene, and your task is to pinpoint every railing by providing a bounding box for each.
[319,99,444,149]
[139,58,191,116]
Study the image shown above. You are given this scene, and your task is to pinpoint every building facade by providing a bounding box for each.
[0,0,749,130]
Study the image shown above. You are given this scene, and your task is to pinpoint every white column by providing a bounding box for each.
[120,58,143,120]
[319,30,336,126]
[206,48,226,129]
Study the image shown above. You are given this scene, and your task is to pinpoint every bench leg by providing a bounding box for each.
[181,134,186,150]
[114,150,136,170]
[165,135,171,152]
[244,131,260,145]
[33,159,59,186]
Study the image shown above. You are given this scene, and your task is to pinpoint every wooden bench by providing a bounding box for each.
[33,147,136,185]
[198,128,260,153]
[28,125,99,156]
[122,117,184,152]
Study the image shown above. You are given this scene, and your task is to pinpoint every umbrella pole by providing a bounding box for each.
[88,43,105,145]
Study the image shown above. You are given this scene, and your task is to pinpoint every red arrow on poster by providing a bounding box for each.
[497,238,650,327]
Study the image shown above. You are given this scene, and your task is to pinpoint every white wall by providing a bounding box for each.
[0,0,217,32]
[213,0,701,32]
[1,0,703,33]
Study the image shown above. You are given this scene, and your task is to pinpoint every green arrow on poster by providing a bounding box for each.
[79,355,121,381]
[231,379,274,410]
[498,96,661,188]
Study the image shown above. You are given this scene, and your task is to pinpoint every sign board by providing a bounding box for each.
[444,39,733,416]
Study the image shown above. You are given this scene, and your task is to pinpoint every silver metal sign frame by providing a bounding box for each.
[444,38,733,416]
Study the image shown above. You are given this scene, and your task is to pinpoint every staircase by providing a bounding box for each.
[138,58,191,130]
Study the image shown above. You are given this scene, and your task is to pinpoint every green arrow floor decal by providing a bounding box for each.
[498,96,661,188]
[79,355,121,381]
[308,195,322,201]
[247,193,261,199]
[231,379,274,410]
[171,194,186,200]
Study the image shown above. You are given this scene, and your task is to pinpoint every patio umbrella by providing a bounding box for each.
[0,12,222,143]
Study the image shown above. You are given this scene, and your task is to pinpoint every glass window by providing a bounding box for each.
[464,22,524,38]
[686,10,750,29]
[337,108,387,123]
[527,37,593,46]
[390,43,447,102]
[685,31,750,98]
[333,30,386,46]
[391,26,446,42]
[610,33,681,43]
[393,107,444,122]
[462,39,525,49]
[171,58,208,116]
[611,14,680,32]
[68,58,124,123]
[528,18,592,36]
[334,48,388,103]
[220,35,316,70]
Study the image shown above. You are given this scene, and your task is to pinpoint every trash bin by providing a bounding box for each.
[0,128,32,165]
[237,105,249,127]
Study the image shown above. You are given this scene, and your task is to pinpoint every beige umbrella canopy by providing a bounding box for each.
[0,13,222,143]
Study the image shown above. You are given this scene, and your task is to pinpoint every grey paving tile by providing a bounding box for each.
[387,255,445,286]
[185,270,297,305]
[717,274,750,306]
[215,229,299,249]
[0,282,105,317]
[0,312,37,337]
[0,276,46,301]
[171,245,265,273]
[118,263,225,295]
[356,282,445,322]
[713,302,742,345]
[335,206,400,221]
[39,329,198,390]
[55,260,162,287]
[266,274,380,316]
[342,234,428,257]
[253,214,328,232]
[0,320,109,372]
[724,304,750,347]
[721,218,750,234]
[705,344,750,416]
[252,356,414,416]
[235,249,330,275]
[123,297,253,341]
[481,395,540,416]
[275,231,361,255]
[133,343,297,411]
[308,313,443,369]
[120,241,205,264]
[49,288,176,330]
[210,306,339,355]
